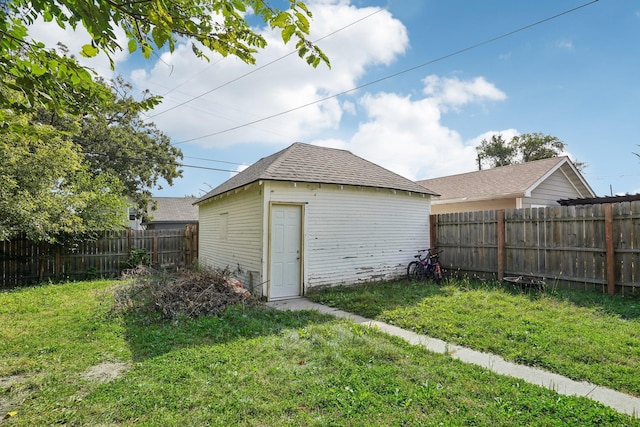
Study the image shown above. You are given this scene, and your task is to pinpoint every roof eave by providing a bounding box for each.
[196,178,436,203]
[431,192,525,205]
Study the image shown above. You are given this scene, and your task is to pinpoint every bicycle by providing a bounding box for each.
[406,248,443,284]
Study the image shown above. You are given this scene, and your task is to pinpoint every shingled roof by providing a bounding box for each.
[197,143,436,203]
[147,197,198,223]
[417,156,594,202]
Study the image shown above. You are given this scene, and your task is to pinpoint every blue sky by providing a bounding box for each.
[31,0,640,197]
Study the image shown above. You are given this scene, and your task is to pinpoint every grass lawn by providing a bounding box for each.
[1,279,638,426]
[307,279,640,398]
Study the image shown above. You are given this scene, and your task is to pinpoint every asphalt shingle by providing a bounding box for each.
[417,157,570,200]
[148,197,198,222]
[197,143,437,203]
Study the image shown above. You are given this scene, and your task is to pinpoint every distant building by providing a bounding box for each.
[128,197,199,230]
[417,156,595,214]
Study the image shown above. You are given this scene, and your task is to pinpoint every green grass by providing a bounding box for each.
[1,280,638,426]
[307,278,640,397]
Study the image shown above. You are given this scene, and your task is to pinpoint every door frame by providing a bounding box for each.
[267,202,305,300]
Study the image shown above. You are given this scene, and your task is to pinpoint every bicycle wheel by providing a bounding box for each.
[433,262,443,285]
[407,261,421,281]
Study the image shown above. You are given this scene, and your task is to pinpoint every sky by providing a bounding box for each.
[29,0,640,198]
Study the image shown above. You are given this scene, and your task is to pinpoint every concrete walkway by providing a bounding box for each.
[267,297,640,418]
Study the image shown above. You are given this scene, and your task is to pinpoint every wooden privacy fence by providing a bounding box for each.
[1,225,198,288]
[431,201,640,295]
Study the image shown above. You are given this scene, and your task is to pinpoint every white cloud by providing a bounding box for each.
[27,14,128,80]
[312,76,511,181]
[422,75,507,111]
[124,1,511,182]
[555,40,574,50]
[24,1,511,186]
[469,129,519,148]
[130,1,409,146]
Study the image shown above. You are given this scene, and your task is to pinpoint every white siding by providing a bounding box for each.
[266,182,431,290]
[526,170,581,207]
[198,184,264,294]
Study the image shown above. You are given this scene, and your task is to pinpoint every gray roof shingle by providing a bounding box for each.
[417,157,586,201]
[197,143,436,203]
[147,197,198,223]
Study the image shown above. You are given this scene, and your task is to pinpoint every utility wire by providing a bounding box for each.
[173,0,600,145]
[183,155,244,166]
[86,152,240,173]
[147,6,388,119]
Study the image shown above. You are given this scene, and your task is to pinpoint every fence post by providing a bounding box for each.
[152,235,159,267]
[193,224,198,262]
[54,247,61,278]
[184,224,195,267]
[497,210,505,281]
[429,214,437,249]
[604,203,616,295]
[127,228,132,256]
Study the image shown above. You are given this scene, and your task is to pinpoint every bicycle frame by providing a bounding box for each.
[407,248,443,283]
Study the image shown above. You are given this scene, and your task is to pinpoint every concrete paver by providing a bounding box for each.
[267,297,640,418]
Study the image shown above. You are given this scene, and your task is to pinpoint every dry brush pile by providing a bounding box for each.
[111,266,259,320]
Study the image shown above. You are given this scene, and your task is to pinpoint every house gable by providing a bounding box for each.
[144,197,199,230]
[418,157,595,213]
[527,168,589,207]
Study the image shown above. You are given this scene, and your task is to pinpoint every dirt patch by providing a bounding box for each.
[1,374,28,423]
[81,362,128,383]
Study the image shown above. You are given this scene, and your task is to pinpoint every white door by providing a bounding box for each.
[269,205,302,300]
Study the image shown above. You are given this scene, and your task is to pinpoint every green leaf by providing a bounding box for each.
[281,25,296,44]
[80,44,99,58]
[128,39,137,54]
[152,27,168,49]
[295,12,309,33]
[140,41,152,59]
[232,0,247,13]
[30,63,47,76]
[271,11,290,28]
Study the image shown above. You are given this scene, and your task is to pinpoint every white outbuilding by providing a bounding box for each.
[195,143,437,300]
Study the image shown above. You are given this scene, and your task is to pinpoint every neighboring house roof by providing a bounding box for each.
[197,142,437,203]
[417,156,595,203]
[146,197,199,223]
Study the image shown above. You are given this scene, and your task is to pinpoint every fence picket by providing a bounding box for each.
[433,201,640,295]
[1,226,198,288]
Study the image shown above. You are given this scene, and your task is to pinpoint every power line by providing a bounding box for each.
[147,6,388,119]
[85,152,240,173]
[183,155,244,166]
[173,0,600,145]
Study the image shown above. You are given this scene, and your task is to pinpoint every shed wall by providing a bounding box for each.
[198,184,264,294]
[266,182,431,290]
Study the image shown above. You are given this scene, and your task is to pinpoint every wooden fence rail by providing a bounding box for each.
[431,201,640,295]
[1,225,198,288]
